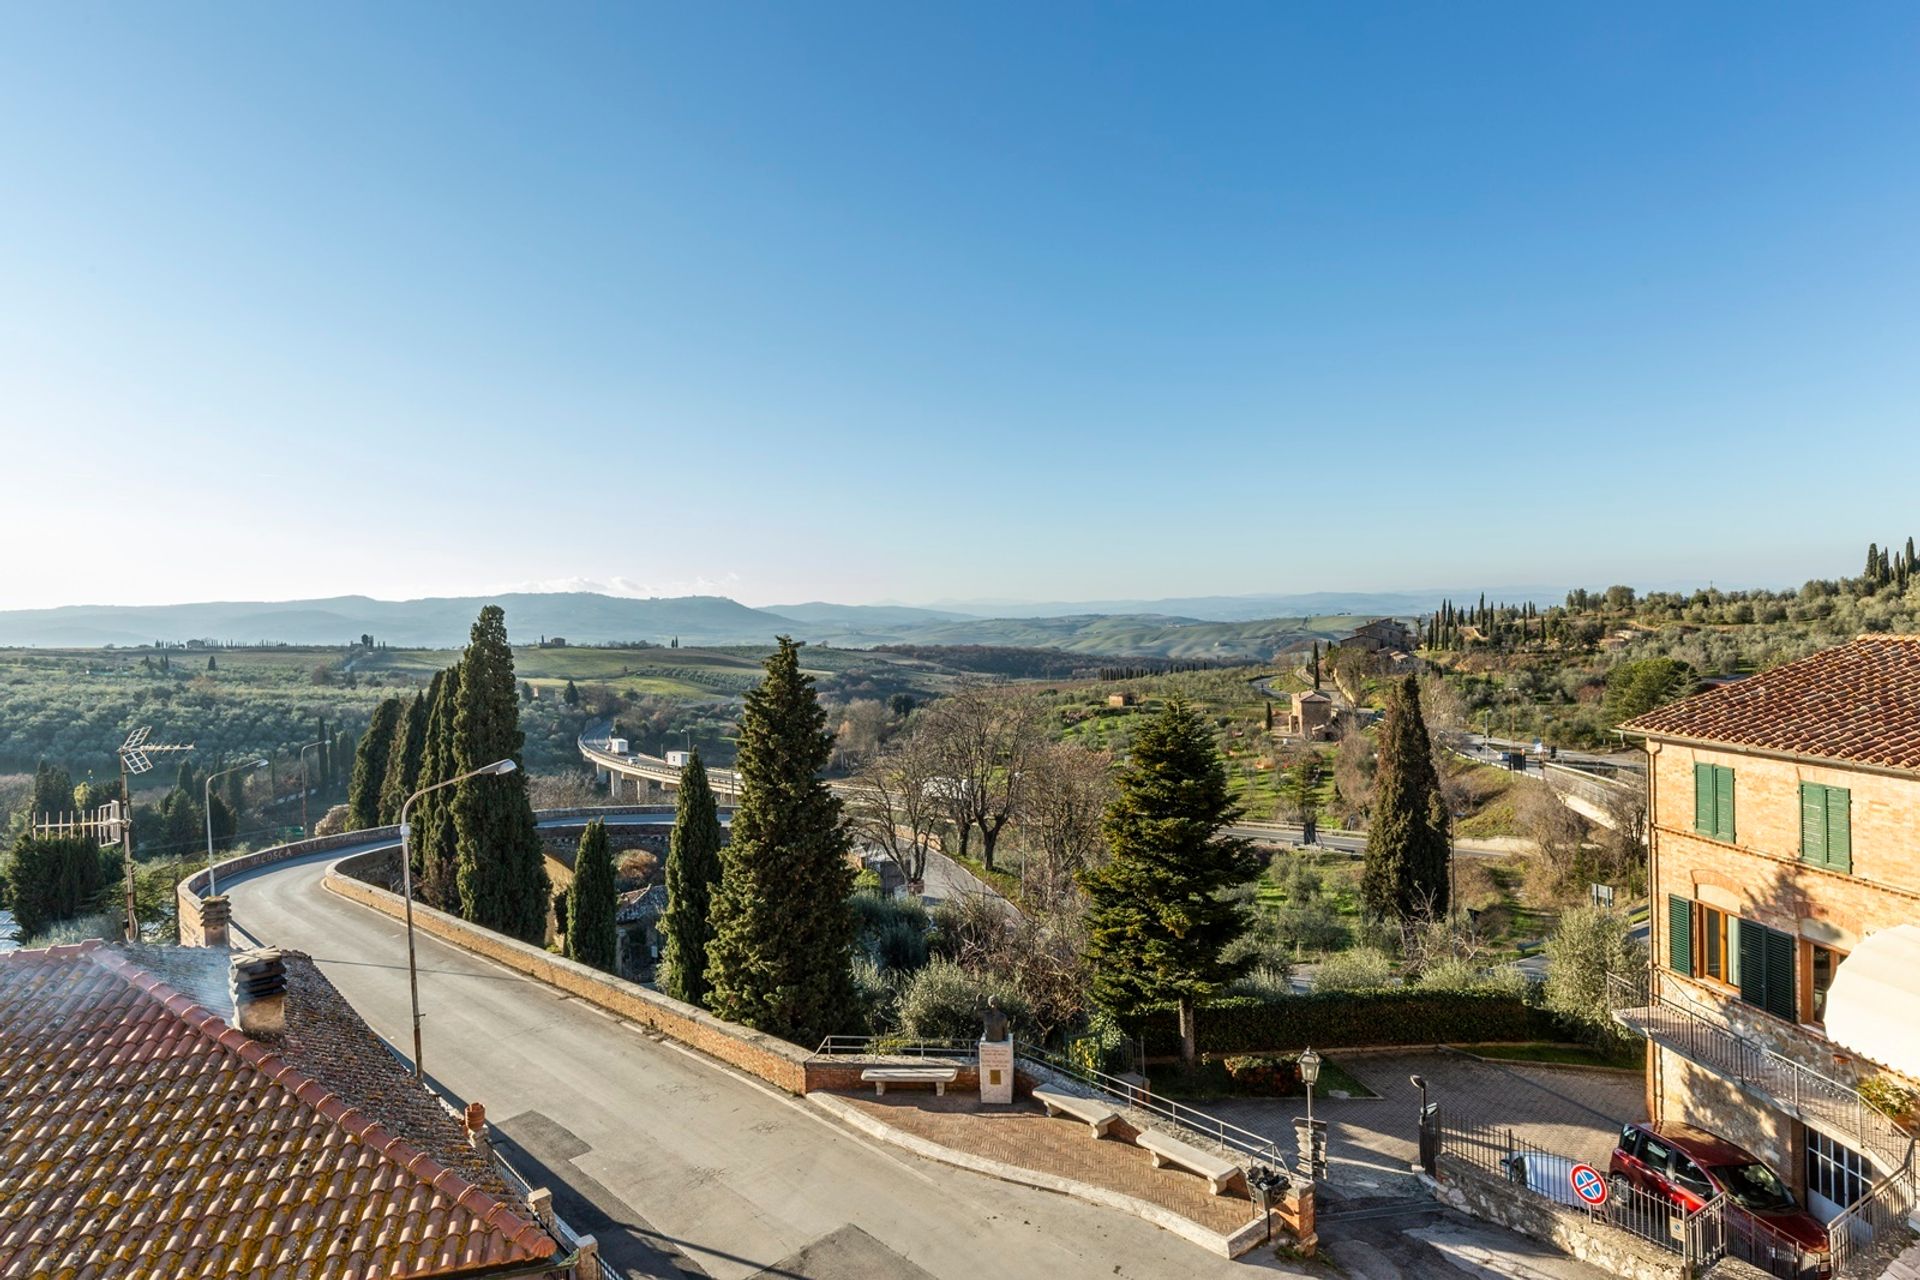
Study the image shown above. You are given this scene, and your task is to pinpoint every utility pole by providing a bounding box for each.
[115,726,194,942]
[297,739,325,835]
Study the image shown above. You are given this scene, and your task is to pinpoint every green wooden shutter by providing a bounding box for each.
[1801,783,1828,865]
[1738,919,1766,1008]
[1668,895,1693,976]
[1763,927,1797,1021]
[1715,767,1736,842]
[1825,787,1851,874]
[1695,764,1716,834]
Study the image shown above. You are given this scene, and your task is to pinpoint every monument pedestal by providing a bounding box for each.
[978,1037,1014,1105]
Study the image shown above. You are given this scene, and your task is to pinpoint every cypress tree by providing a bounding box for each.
[5,833,112,939]
[452,606,549,943]
[225,765,246,828]
[176,760,197,798]
[705,637,855,1044]
[347,697,403,831]
[379,688,430,824]
[1081,698,1263,1069]
[659,749,724,1007]
[29,760,74,820]
[1361,675,1451,921]
[315,718,330,790]
[565,819,618,972]
[563,678,580,707]
[415,663,465,910]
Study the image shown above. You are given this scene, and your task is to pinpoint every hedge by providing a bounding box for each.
[1136,988,1563,1057]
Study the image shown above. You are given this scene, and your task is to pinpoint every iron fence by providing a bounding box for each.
[1829,1160,1919,1279]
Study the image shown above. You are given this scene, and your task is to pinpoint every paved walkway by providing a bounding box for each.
[835,1092,1257,1235]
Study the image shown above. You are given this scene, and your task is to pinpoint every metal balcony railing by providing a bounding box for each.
[1609,970,1918,1178]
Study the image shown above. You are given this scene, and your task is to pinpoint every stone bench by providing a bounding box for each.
[1135,1129,1242,1195]
[1032,1085,1121,1137]
[860,1066,959,1097]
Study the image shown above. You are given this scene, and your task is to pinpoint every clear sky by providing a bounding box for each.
[2,4,1917,610]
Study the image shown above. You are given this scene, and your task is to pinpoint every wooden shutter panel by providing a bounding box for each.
[1738,918,1766,1008]
[1668,895,1693,976]
[1695,764,1716,834]
[1763,927,1797,1021]
[1801,783,1827,865]
[1826,787,1852,874]
[1715,767,1736,842]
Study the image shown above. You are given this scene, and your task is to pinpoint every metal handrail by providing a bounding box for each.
[1609,970,1920,1175]
[1828,1158,1918,1279]
[813,1034,977,1057]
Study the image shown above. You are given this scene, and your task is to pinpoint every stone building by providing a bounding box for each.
[1344,617,1415,654]
[1617,635,1920,1237]
[1287,689,1335,741]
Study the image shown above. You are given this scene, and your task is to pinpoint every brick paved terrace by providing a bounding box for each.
[832,1090,1260,1236]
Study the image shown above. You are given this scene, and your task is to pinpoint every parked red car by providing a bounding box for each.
[1609,1121,1831,1277]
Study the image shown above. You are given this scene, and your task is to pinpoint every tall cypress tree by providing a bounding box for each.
[705,637,855,1044]
[379,688,430,825]
[29,760,74,820]
[347,697,403,831]
[659,749,724,1007]
[1361,675,1451,921]
[452,606,549,942]
[415,663,465,910]
[565,819,618,972]
[1081,698,1262,1069]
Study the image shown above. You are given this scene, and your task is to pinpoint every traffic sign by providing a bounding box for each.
[1569,1163,1608,1206]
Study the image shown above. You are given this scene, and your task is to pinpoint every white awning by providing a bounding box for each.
[1823,924,1920,1080]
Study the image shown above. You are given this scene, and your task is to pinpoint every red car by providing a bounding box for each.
[1609,1121,1831,1277]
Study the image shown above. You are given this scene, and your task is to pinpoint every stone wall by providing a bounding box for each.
[178,826,401,944]
[1426,1158,1686,1280]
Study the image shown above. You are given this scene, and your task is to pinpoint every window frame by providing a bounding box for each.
[1693,763,1737,842]
[1803,941,1847,1027]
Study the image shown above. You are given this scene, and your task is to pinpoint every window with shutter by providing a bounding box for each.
[1801,783,1827,866]
[1669,895,1693,976]
[1763,928,1797,1021]
[1714,767,1736,842]
[1825,787,1851,874]
[1695,763,1716,834]
[1739,919,1765,1008]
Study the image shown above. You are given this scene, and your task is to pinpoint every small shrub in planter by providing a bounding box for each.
[1223,1054,1301,1096]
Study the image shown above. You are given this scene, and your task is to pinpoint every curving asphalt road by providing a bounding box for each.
[218,820,1289,1280]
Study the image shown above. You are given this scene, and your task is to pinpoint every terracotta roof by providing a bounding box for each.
[1620,635,1920,772]
[615,885,668,925]
[0,941,558,1280]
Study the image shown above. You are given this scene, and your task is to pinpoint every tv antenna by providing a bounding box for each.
[116,725,194,941]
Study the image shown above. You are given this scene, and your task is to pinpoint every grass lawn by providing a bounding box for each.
[1451,1041,1642,1070]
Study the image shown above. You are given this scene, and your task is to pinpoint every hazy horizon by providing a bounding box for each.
[3,5,1917,610]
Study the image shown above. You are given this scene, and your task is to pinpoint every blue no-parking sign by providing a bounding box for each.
[1569,1162,1608,1206]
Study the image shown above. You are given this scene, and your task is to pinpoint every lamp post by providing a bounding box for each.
[1297,1045,1325,1182]
[297,740,325,835]
[204,760,268,895]
[398,758,517,1079]
[1299,1046,1322,1126]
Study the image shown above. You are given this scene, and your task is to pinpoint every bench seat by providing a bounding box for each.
[1031,1085,1122,1138]
[860,1066,959,1096]
[1134,1129,1242,1195]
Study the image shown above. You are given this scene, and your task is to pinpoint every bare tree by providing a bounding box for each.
[923,686,1049,872]
[1332,721,1376,827]
[1327,643,1379,708]
[1019,741,1115,909]
[845,727,946,891]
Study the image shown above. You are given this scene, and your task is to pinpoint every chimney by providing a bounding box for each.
[195,894,232,949]
[465,1102,492,1159]
[229,948,288,1037]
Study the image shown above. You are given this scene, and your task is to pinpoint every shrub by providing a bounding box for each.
[1415,956,1530,998]
[1313,947,1397,992]
[5,835,116,939]
[1230,965,1296,1000]
[1136,988,1559,1057]
[1223,1055,1301,1096]
[896,959,1030,1041]
[871,919,930,974]
[20,911,120,948]
[312,804,351,837]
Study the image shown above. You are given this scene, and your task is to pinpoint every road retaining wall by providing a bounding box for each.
[323,863,818,1095]
[1425,1159,1683,1280]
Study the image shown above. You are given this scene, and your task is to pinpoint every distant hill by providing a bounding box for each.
[914,589,1564,622]
[0,591,1374,660]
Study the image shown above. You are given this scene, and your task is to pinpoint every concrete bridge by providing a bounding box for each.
[580,732,743,802]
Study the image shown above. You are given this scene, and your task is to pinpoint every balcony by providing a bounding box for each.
[1608,970,1918,1177]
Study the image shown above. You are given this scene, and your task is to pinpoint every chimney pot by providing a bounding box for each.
[229,948,288,1037]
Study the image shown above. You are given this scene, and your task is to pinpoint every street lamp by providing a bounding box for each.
[205,760,268,895]
[297,740,325,835]
[398,758,517,1079]
[1299,1046,1322,1124]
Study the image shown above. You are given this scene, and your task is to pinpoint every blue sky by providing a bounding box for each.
[1,4,1916,610]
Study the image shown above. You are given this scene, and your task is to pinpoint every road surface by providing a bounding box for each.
[219,830,1297,1280]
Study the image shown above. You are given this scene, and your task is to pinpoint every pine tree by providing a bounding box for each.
[415,663,465,910]
[1082,698,1263,1069]
[452,606,549,942]
[659,748,724,1007]
[347,697,403,831]
[379,688,430,824]
[1361,675,1451,921]
[565,819,618,972]
[563,678,579,707]
[705,637,855,1044]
